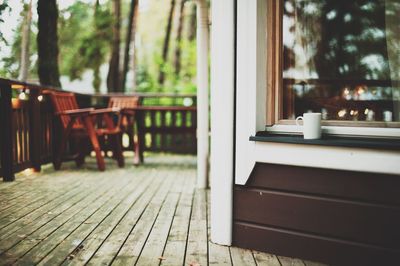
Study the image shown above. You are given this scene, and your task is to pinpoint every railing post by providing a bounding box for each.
[136,110,145,163]
[0,83,15,181]
[29,88,42,172]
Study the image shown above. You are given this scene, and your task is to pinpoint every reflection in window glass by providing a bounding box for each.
[282,0,400,123]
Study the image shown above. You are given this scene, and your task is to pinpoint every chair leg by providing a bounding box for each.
[114,133,124,168]
[75,138,86,167]
[54,118,75,170]
[83,116,105,171]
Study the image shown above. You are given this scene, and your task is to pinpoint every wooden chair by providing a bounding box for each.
[108,96,142,164]
[49,91,124,171]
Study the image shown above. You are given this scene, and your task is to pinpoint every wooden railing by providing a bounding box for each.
[0,78,197,181]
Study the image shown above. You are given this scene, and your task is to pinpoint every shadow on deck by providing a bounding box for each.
[0,155,325,266]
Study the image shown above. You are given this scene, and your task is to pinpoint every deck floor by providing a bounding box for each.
[0,155,326,266]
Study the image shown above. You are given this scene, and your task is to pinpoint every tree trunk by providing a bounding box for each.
[174,0,186,77]
[107,0,121,92]
[92,0,102,93]
[37,0,61,87]
[121,0,138,92]
[158,0,176,86]
[187,2,196,41]
[19,0,32,82]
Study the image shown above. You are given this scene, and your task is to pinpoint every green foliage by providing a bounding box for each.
[58,1,112,92]
[0,2,37,79]
[0,1,10,50]
[1,0,199,95]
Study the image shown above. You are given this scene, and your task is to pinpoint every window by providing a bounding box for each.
[267,0,400,128]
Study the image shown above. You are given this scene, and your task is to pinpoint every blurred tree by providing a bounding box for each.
[121,0,138,92]
[1,1,37,80]
[158,0,176,87]
[19,0,32,82]
[107,0,121,92]
[59,0,112,92]
[58,1,92,80]
[174,0,186,78]
[37,0,61,87]
[187,2,196,41]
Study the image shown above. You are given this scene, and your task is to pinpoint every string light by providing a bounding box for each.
[350,110,358,116]
[19,92,27,100]
[338,109,347,118]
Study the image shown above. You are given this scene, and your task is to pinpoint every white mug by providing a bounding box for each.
[295,113,322,139]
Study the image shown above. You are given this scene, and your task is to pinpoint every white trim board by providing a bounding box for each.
[253,141,400,176]
[235,0,267,185]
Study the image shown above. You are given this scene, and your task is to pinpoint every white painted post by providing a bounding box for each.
[210,0,235,245]
[196,0,210,189]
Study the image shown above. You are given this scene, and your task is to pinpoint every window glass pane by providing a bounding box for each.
[282,0,400,123]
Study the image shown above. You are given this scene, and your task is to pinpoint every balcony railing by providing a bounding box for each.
[0,78,197,181]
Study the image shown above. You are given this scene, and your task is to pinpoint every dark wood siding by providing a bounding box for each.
[233,163,400,266]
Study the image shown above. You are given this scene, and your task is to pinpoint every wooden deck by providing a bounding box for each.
[0,155,326,266]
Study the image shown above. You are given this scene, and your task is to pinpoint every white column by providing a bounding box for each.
[235,0,268,185]
[210,0,235,245]
[196,0,209,189]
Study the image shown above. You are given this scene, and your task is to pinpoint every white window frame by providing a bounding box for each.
[235,0,400,185]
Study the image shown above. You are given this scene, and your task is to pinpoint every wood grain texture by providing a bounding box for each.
[0,155,321,265]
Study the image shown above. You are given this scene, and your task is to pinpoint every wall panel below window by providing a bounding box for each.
[233,163,400,265]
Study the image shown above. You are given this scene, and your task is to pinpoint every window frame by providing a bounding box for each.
[266,0,400,131]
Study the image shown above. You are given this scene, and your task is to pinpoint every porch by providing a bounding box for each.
[0,155,322,266]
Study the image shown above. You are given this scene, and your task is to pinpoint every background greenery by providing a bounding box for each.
[0,0,198,94]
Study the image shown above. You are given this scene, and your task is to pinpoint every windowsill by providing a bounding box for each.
[250,131,400,151]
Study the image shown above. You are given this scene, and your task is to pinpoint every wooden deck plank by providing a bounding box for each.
[252,251,281,266]
[0,171,85,214]
[278,256,306,266]
[0,191,33,211]
[160,170,195,266]
[111,171,176,265]
[0,178,85,230]
[35,171,150,266]
[62,173,159,266]
[0,171,129,265]
[230,247,256,266]
[0,170,88,228]
[0,156,326,266]
[206,190,232,266]
[0,175,107,247]
[0,168,83,202]
[0,179,89,241]
[41,170,155,264]
[134,174,187,265]
[15,173,141,266]
[86,169,173,265]
[185,189,208,266]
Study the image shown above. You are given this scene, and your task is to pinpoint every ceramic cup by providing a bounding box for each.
[295,113,322,139]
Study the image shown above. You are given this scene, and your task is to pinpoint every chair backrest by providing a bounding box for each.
[108,96,139,109]
[49,91,81,130]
